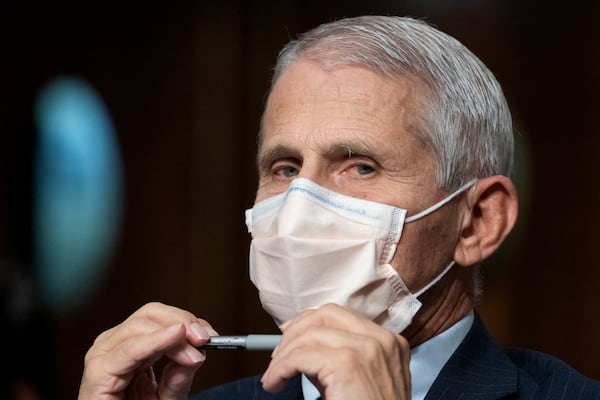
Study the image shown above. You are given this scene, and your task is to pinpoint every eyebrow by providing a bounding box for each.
[256,138,384,173]
[326,141,379,159]
[257,144,301,174]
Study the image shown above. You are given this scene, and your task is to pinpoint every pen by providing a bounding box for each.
[200,334,281,351]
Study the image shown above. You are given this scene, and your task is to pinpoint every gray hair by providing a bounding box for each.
[269,16,513,191]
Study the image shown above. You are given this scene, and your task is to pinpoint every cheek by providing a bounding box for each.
[255,180,288,203]
[331,181,402,203]
[389,210,460,291]
[337,185,387,201]
[254,186,268,203]
[389,226,435,291]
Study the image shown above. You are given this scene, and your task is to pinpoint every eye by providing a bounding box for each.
[271,160,300,180]
[355,164,375,175]
[279,166,299,177]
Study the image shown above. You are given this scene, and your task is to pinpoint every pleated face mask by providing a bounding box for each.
[245,178,474,333]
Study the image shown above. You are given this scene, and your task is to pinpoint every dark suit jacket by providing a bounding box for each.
[191,314,600,399]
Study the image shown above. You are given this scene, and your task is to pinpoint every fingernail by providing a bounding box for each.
[186,346,206,363]
[207,327,219,336]
[189,322,210,340]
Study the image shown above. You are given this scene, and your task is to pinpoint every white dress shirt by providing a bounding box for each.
[301,310,474,400]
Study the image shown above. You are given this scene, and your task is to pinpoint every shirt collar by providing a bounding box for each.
[301,310,474,400]
[410,310,474,400]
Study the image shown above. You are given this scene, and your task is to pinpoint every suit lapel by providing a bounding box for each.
[424,313,518,400]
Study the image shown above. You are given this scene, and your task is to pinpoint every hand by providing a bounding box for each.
[78,302,218,400]
[261,304,411,400]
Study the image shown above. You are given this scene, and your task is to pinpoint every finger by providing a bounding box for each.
[264,330,410,398]
[263,327,352,392]
[265,324,372,390]
[128,369,158,399]
[164,341,206,366]
[130,302,219,346]
[263,343,366,394]
[125,302,209,329]
[269,308,412,398]
[96,304,218,353]
[262,348,324,392]
[80,323,188,398]
[281,304,372,335]
[285,316,411,378]
[276,304,390,355]
[157,360,203,400]
[94,324,199,380]
[185,321,219,347]
[92,316,164,354]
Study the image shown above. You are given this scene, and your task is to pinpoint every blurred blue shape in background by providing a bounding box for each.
[33,76,124,313]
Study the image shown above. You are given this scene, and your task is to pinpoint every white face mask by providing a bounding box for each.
[245,178,475,333]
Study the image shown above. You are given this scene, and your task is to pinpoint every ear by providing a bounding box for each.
[453,175,518,267]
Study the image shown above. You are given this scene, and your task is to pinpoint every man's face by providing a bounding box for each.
[256,58,463,293]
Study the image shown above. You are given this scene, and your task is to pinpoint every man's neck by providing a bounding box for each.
[402,266,475,347]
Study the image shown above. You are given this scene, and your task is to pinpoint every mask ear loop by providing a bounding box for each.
[404,179,477,223]
[413,260,456,298]
[405,179,477,298]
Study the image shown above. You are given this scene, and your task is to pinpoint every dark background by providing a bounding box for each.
[1,1,599,398]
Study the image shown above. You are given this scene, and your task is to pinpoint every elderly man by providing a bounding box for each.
[78,16,600,400]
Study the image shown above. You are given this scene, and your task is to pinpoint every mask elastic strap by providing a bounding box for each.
[413,260,455,298]
[405,179,477,223]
